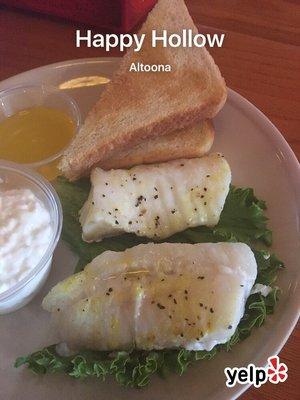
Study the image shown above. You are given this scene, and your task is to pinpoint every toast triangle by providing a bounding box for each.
[100,120,214,170]
[61,0,226,180]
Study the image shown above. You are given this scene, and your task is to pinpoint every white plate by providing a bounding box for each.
[0,58,299,400]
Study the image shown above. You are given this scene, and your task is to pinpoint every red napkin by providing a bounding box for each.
[3,0,157,32]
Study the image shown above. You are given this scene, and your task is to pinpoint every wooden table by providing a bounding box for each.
[0,1,299,399]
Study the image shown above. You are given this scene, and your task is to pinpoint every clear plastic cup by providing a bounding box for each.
[0,84,81,180]
[0,161,62,314]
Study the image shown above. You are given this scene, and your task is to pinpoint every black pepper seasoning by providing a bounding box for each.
[135,195,146,207]
[154,215,160,228]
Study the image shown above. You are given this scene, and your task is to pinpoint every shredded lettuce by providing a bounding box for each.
[15,177,283,387]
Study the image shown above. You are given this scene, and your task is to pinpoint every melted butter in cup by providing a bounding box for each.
[0,85,81,181]
[36,158,61,181]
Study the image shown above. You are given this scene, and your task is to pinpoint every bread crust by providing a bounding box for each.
[100,120,214,170]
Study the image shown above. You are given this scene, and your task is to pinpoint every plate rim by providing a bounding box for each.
[0,57,299,400]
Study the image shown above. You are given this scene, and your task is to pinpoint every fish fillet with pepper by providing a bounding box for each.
[80,153,231,242]
[43,242,257,352]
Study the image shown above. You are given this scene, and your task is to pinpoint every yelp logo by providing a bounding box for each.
[224,356,288,388]
[267,356,288,384]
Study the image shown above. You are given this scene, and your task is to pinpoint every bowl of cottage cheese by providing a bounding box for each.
[0,160,62,314]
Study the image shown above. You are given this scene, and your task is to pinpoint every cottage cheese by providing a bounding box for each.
[0,188,53,294]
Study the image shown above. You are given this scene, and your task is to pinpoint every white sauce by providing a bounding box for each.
[0,188,53,294]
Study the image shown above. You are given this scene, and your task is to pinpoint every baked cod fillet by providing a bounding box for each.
[80,153,231,242]
[43,243,257,352]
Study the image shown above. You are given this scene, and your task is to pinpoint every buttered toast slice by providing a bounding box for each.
[100,120,214,170]
[60,0,226,180]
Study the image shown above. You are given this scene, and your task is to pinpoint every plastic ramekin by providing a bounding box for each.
[0,84,81,180]
[0,160,63,314]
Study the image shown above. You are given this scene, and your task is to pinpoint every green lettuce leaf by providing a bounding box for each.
[15,178,282,387]
[212,187,272,245]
